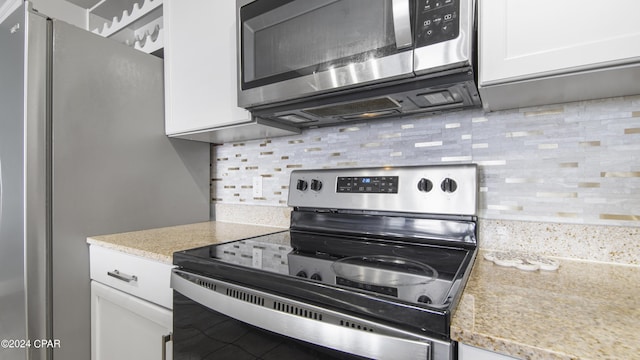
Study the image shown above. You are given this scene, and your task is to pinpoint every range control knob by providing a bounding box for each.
[310,273,322,281]
[441,178,458,193]
[295,271,308,278]
[296,179,308,191]
[417,295,433,304]
[310,179,323,192]
[417,178,433,192]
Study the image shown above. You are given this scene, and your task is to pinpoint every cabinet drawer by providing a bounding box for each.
[89,245,173,309]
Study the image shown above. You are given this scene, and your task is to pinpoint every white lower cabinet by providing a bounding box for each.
[459,343,519,360]
[91,281,172,360]
[89,245,174,360]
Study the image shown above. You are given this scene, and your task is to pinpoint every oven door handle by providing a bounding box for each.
[171,269,441,360]
[392,0,413,49]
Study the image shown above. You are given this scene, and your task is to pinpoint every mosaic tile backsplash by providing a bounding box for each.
[211,95,640,227]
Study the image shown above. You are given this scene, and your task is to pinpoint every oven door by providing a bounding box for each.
[171,269,452,360]
[237,0,415,109]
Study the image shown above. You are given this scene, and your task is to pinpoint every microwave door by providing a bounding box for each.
[238,0,415,109]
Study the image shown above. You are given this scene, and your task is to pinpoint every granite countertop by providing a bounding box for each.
[87,221,285,264]
[89,221,640,359]
[452,251,640,360]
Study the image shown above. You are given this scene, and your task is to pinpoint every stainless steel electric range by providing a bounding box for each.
[171,164,478,360]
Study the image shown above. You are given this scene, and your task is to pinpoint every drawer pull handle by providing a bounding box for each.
[161,333,172,360]
[107,270,138,283]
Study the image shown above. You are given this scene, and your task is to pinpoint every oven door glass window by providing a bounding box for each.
[240,0,413,91]
[173,292,369,360]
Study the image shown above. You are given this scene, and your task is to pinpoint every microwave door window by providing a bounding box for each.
[242,0,408,91]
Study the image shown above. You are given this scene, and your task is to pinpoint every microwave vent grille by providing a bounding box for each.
[303,97,400,118]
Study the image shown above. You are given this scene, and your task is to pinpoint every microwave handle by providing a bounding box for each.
[392,0,413,49]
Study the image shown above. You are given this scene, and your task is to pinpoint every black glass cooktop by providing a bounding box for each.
[173,230,476,339]
[206,231,470,282]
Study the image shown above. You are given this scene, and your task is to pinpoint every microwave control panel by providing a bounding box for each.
[415,0,460,47]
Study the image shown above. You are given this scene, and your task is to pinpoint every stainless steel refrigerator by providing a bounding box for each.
[0,3,210,360]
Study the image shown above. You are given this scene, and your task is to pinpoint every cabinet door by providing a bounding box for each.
[164,0,250,135]
[479,0,640,85]
[91,281,173,360]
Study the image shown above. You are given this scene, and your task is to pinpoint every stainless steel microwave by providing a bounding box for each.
[237,0,480,128]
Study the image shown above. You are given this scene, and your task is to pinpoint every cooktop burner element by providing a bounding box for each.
[173,164,478,359]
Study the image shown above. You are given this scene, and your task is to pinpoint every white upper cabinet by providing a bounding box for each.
[480,0,640,84]
[164,0,248,135]
[479,0,640,111]
[163,0,299,143]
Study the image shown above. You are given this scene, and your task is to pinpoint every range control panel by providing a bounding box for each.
[415,0,460,47]
[337,176,399,193]
[288,164,478,216]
